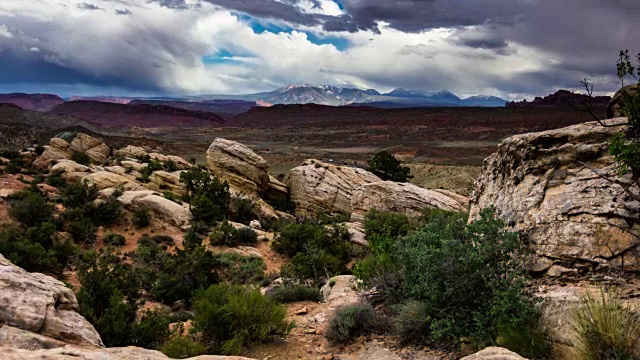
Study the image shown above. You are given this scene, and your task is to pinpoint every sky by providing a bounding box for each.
[0,0,638,99]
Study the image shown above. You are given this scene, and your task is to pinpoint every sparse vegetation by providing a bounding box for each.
[267,284,322,303]
[228,196,259,224]
[180,166,230,225]
[192,284,292,355]
[569,291,640,360]
[325,303,375,344]
[133,208,151,229]
[367,151,412,182]
[70,151,91,165]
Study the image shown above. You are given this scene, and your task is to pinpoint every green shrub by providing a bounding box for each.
[394,300,430,344]
[180,166,230,224]
[210,222,257,247]
[274,222,351,284]
[234,227,258,245]
[133,208,151,229]
[164,160,178,172]
[215,252,266,285]
[496,319,551,360]
[61,180,99,209]
[267,285,322,303]
[103,232,126,246]
[364,210,410,255]
[367,151,412,182]
[228,196,258,224]
[150,234,175,246]
[46,170,66,188]
[91,197,122,226]
[70,151,91,165]
[163,191,182,204]
[569,291,640,360]
[140,160,164,182]
[325,303,375,344]
[131,310,173,349]
[8,189,54,227]
[68,215,97,244]
[161,335,207,359]
[193,284,292,355]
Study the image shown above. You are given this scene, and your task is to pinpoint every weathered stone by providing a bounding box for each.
[0,346,256,360]
[350,181,469,223]
[33,138,71,169]
[83,172,142,191]
[118,191,191,229]
[114,145,148,159]
[69,133,111,164]
[460,347,527,360]
[51,160,91,174]
[206,138,269,194]
[0,325,66,350]
[148,170,185,194]
[286,160,381,216]
[249,220,262,230]
[120,160,145,172]
[0,254,103,348]
[341,222,367,246]
[607,84,638,119]
[265,175,289,202]
[470,118,640,271]
[321,275,359,307]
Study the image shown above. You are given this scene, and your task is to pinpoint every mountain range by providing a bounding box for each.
[192,84,508,107]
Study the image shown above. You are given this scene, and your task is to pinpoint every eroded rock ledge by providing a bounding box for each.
[470,118,640,273]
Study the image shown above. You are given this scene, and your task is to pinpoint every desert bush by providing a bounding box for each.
[215,252,265,285]
[569,291,640,360]
[180,166,230,224]
[325,303,375,344]
[193,284,292,355]
[163,159,178,172]
[70,151,91,165]
[61,180,99,209]
[103,232,126,246]
[228,196,258,224]
[161,335,207,359]
[274,222,351,285]
[91,197,122,226]
[46,170,66,188]
[163,191,182,204]
[150,234,175,246]
[364,210,410,255]
[130,310,173,349]
[394,300,430,344]
[34,145,45,155]
[8,189,54,227]
[68,215,98,244]
[140,160,163,182]
[133,208,151,229]
[267,284,322,303]
[210,222,257,247]
[367,151,412,182]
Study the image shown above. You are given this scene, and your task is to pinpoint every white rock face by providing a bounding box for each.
[83,172,143,191]
[286,160,381,216]
[0,254,103,348]
[69,133,111,164]
[350,181,469,223]
[0,345,256,360]
[470,118,640,272]
[206,138,270,194]
[460,347,527,360]
[118,190,191,229]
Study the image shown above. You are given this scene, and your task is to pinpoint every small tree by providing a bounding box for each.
[367,151,412,182]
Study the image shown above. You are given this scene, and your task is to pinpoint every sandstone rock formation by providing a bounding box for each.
[607,84,638,118]
[83,171,142,191]
[460,347,527,360]
[34,133,111,168]
[206,138,269,194]
[286,160,381,216]
[118,190,192,228]
[470,118,640,272]
[0,345,256,359]
[350,181,470,222]
[0,254,103,348]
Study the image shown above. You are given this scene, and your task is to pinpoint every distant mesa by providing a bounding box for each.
[68,96,132,104]
[506,89,611,108]
[49,101,227,128]
[0,93,64,112]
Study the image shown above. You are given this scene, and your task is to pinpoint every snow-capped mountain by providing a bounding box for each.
[194,85,507,107]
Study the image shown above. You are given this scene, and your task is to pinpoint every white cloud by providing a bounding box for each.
[0,24,13,38]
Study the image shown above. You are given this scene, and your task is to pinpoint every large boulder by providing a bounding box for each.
[69,133,111,164]
[350,181,469,223]
[460,347,527,360]
[83,172,143,191]
[118,190,191,229]
[470,118,640,272]
[286,160,381,216]
[0,254,103,348]
[148,170,186,195]
[206,138,269,194]
[0,345,256,359]
[33,138,72,169]
[607,84,638,118]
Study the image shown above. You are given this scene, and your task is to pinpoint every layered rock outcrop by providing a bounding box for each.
[34,133,111,168]
[0,254,103,349]
[350,181,469,222]
[206,138,270,194]
[118,190,192,229]
[470,118,639,272]
[286,160,381,216]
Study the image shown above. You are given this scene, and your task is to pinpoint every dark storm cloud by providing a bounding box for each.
[115,9,132,15]
[150,0,190,9]
[77,3,104,10]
